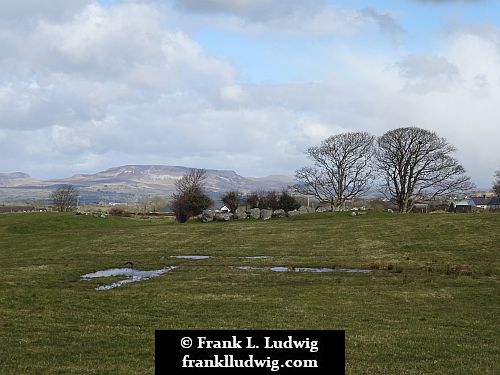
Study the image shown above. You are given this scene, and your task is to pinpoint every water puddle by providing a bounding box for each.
[81,266,176,290]
[237,266,371,274]
[270,267,290,272]
[243,256,272,259]
[170,255,211,260]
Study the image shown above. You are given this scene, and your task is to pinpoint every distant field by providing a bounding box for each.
[0,212,498,374]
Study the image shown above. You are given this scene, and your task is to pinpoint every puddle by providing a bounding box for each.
[171,255,211,260]
[243,256,272,259]
[81,266,176,290]
[269,267,290,272]
[294,267,335,273]
[237,266,371,274]
[337,268,371,273]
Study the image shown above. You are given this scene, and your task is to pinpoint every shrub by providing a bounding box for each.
[172,189,212,223]
[108,207,130,217]
[278,191,301,211]
[221,191,241,212]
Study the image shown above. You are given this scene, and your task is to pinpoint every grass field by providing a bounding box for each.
[0,211,498,374]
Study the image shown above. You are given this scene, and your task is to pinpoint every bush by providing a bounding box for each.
[108,207,130,217]
[245,190,301,211]
[221,191,241,212]
[278,191,301,211]
[172,189,212,223]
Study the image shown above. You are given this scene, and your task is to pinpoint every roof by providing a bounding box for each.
[470,196,500,206]
[453,200,474,206]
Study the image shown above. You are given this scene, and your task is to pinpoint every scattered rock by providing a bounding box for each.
[261,209,273,220]
[298,206,309,213]
[316,206,329,213]
[287,210,300,217]
[272,209,286,218]
[250,208,261,219]
[201,210,216,222]
[234,207,248,219]
[215,212,232,221]
[351,212,357,216]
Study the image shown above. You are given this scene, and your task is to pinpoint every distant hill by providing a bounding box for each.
[0,165,294,204]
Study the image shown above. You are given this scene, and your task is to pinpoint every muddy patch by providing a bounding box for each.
[81,266,176,290]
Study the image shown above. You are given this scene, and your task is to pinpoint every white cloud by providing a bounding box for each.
[0,1,498,189]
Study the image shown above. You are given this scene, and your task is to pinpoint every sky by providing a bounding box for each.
[1,0,499,188]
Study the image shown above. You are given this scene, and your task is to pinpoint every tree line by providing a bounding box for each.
[295,126,475,213]
[49,126,498,219]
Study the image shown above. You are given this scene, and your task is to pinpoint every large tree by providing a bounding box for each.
[172,169,212,222]
[294,132,375,209]
[376,127,472,213]
[51,184,79,212]
[493,168,500,195]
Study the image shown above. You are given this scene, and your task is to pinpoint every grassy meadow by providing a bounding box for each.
[0,211,498,374]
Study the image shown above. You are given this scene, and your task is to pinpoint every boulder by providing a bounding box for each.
[234,207,248,219]
[316,206,329,213]
[298,206,309,213]
[201,210,216,223]
[287,210,300,217]
[261,209,273,220]
[272,209,286,218]
[250,208,261,219]
[215,212,232,221]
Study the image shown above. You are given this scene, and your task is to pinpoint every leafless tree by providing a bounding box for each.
[294,132,375,209]
[493,168,500,195]
[376,127,473,213]
[51,184,79,212]
[174,169,208,195]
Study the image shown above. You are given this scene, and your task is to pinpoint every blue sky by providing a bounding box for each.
[1,0,499,188]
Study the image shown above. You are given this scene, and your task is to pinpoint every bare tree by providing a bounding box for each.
[175,168,208,195]
[376,127,473,213]
[51,184,79,212]
[294,132,375,209]
[493,168,500,195]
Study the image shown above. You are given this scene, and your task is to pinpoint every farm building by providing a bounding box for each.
[450,200,475,213]
[470,196,500,210]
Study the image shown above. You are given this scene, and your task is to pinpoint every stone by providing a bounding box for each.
[260,209,273,220]
[250,208,261,219]
[215,212,232,221]
[234,207,248,219]
[287,210,300,217]
[351,211,357,216]
[272,209,286,218]
[201,210,216,222]
[316,206,329,213]
[298,206,309,213]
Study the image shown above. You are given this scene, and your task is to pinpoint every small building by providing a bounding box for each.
[470,196,500,210]
[450,200,475,213]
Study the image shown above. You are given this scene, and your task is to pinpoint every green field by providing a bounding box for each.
[0,212,498,374]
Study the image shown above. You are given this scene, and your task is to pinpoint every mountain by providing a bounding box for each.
[0,165,294,204]
[0,172,40,187]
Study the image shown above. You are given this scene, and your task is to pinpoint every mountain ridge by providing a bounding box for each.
[0,165,294,203]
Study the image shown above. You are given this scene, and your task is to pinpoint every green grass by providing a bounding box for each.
[0,211,499,374]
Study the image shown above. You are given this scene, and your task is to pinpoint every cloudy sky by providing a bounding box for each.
[1,0,499,188]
